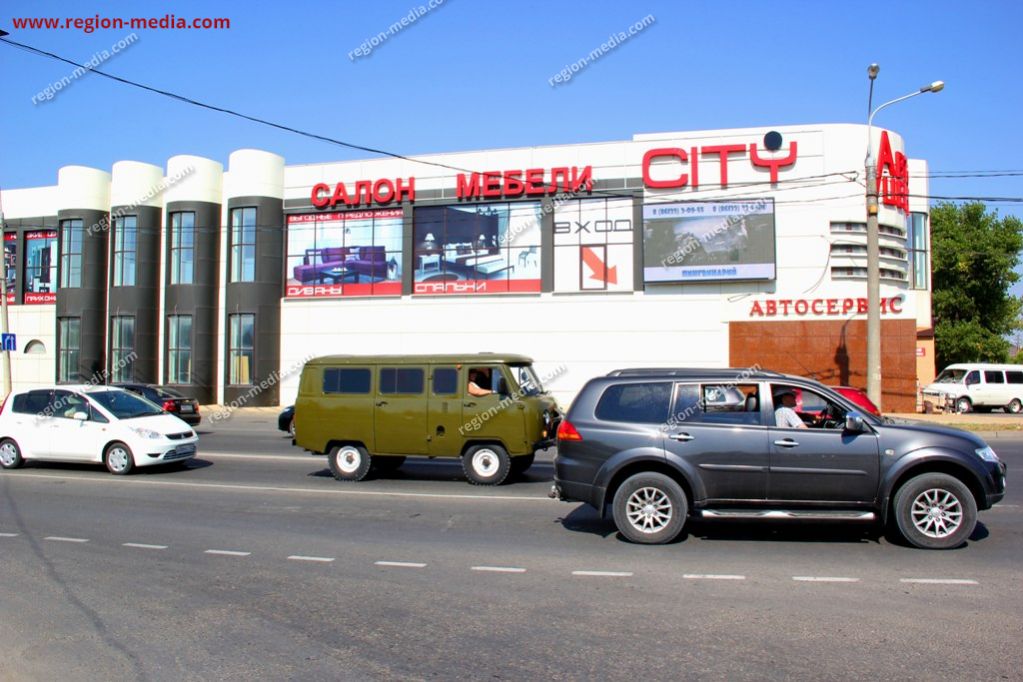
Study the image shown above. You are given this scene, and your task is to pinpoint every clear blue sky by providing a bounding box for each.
[2,0,1022,287]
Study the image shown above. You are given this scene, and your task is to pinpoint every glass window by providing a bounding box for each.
[432,367,458,395]
[965,371,980,386]
[230,207,257,283]
[984,371,1005,384]
[57,317,80,382]
[908,212,929,290]
[1006,371,1023,384]
[59,219,83,288]
[12,390,51,415]
[380,367,424,394]
[112,216,138,286]
[110,316,135,383]
[89,390,165,419]
[323,368,371,394]
[229,313,255,385]
[594,382,672,424]
[166,315,192,384]
[169,211,195,284]
[49,390,90,419]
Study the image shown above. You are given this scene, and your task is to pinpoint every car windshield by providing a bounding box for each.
[88,390,166,419]
[935,369,967,383]
[510,365,544,396]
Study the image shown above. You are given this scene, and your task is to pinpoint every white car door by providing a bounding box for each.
[47,391,110,463]
[6,390,55,459]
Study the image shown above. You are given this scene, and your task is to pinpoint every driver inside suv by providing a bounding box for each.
[771,384,847,429]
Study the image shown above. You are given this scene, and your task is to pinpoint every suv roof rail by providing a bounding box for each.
[606,367,785,378]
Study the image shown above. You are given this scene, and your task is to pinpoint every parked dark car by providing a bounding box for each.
[552,368,1006,549]
[112,383,201,426]
[278,405,295,437]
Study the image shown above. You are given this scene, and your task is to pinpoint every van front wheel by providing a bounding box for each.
[328,444,371,482]
[463,444,511,486]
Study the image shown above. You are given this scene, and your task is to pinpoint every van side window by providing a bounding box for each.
[965,371,980,386]
[595,382,671,424]
[323,368,371,394]
[380,368,425,395]
[432,367,458,395]
[1006,371,1023,384]
[984,371,1005,384]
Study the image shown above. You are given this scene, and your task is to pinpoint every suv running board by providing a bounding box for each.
[700,510,876,522]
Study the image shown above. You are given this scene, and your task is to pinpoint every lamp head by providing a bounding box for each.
[867,63,880,80]
[922,80,944,93]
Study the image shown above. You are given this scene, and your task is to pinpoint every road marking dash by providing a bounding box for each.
[900,578,978,585]
[792,576,860,583]
[288,555,334,563]
[683,574,746,580]
[204,549,251,557]
[471,566,527,573]
[375,561,427,568]
[0,532,19,537]
[44,536,89,543]
[122,543,168,550]
[572,570,633,577]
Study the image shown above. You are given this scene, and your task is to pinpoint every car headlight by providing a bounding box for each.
[976,446,1000,463]
[131,427,163,440]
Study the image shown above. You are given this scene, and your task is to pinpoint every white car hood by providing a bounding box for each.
[123,413,193,434]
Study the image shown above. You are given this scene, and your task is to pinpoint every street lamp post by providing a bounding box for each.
[864,64,943,411]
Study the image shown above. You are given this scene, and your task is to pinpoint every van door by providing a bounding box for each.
[981,370,1007,407]
[461,365,524,453]
[374,366,428,455]
[427,366,464,457]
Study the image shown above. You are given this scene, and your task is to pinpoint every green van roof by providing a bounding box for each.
[304,353,535,366]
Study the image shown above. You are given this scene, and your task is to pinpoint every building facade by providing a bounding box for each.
[0,124,933,411]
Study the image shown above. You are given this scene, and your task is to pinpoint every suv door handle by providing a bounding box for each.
[670,432,694,442]
[774,439,799,447]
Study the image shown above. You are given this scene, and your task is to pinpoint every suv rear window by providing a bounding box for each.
[595,382,671,424]
[323,368,371,394]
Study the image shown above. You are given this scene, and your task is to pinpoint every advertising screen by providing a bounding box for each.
[643,200,776,282]
[412,202,542,295]
[285,209,403,298]
[23,230,57,304]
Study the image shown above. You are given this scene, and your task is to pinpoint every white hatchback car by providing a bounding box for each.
[0,385,198,474]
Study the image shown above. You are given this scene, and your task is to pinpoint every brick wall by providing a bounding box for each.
[729,319,918,412]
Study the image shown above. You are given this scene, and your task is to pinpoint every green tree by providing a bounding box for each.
[930,201,1023,368]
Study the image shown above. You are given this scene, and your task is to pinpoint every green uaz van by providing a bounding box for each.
[294,354,560,485]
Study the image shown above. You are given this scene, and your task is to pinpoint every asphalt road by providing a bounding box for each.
[1,415,1021,680]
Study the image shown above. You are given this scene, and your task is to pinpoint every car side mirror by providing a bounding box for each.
[497,377,509,396]
[844,411,865,433]
[73,411,89,421]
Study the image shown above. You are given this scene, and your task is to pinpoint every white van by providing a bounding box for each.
[922,363,1023,414]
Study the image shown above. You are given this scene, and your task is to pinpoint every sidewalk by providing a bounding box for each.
[888,412,1022,436]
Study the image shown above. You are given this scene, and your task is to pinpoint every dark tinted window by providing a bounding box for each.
[965,371,980,386]
[12,391,50,415]
[595,382,672,424]
[323,368,371,394]
[984,371,1005,384]
[433,367,458,395]
[380,368,425,395]
[1006,371,1023,384]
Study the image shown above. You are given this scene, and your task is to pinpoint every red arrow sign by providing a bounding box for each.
[581,247,617,285]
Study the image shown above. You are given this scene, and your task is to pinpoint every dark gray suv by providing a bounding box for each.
[552,369,1007,549]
